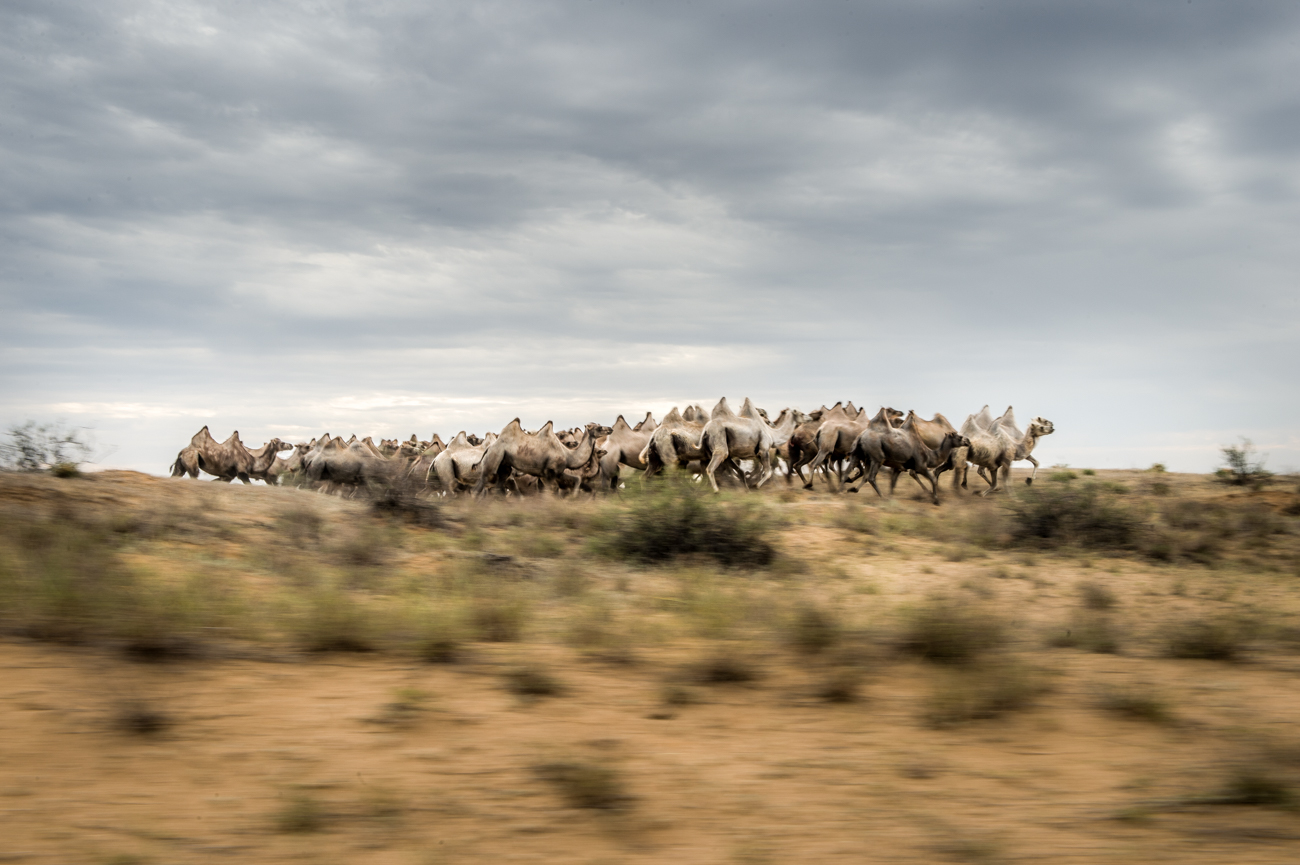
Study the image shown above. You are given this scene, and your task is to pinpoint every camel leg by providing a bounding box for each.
[1024,455,1039,486]
[976,463,999,496]
[918,468,941,505]
[703,447,729,493]
[888,467,904,495]
[866,461,884,498]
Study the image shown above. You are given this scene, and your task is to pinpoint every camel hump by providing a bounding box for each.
[612,415,631,432]
[537,420,554,436]
[711,397,732,418]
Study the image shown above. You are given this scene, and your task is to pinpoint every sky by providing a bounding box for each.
[2,0,1298,475]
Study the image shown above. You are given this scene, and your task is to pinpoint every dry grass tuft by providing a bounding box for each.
[1165,616,1254,661]
[534,760,632,810]
[505,665,563,697]
[900,599,1006,664]
[922,660,1047,727]
[275,792,326,833]
[1095,685,1173,723]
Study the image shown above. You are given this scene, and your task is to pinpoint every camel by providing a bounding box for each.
[170,427,262,483]
[846,416,970,505]
[959,413,1017,496]
[693,397,798,493]
[405,434,446,487]
[267,442,312,486]
[595,413,658,490]
[428,432,497,496]
[243,437,294,482]
[638,405,708,477]
[471,420,605,497]
[784,404,833,486]
[302,434,399,495]
[987,407,1056,485]
[805,406,901,491]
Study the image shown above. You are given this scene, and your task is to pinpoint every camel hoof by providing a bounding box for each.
[1025,478,1033,486]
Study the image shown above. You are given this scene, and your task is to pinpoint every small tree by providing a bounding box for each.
[1217,438,1271,487]
[0,421,94,474]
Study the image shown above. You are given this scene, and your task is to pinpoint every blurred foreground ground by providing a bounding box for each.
[2,468,1300,863]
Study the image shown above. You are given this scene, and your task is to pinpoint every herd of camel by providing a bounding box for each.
[169,399,1054,505]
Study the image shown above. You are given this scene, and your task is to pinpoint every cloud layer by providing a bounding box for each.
[3,0,1298,473]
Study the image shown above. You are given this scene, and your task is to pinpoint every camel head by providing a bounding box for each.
[1028,417,1055,437]
[585,422,613,438]
[885,408,904,428]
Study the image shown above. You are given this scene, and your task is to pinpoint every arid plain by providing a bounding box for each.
[2,468,1300,864]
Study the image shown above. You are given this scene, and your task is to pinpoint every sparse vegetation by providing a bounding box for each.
[600,479,776,567]
[1005,482,1141,550]
[1165,616,1254,661]
[0,421,94,473]
[899,599,1006,664]
[1096,685,1173,723]
[1078,580,1118,610]
[534,760,631,810]
[789,604,840,654]
[275,793,326,833]
[922,660,1047,727]
[505,665,562,697]
[1217,439,1272,487]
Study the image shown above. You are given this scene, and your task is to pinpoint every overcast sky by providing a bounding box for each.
[2,0,1298,474]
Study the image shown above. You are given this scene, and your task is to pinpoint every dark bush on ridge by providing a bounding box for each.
[1005,482,1142,550]
[604,479,775,567]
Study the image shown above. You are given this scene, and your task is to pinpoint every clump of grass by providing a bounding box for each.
[371,687,431,727]
[505,665,562,697]
[1078,580,1118,610]
[694,651,759,684]
[534,760,631,810]
[277,507,324,545]
[832,504,877,535]
[899,599,1006,664]
[1047,614,1120,654]
[275,792,326,833]
[789,604,840,655]
[601,479,776,567]
[297,588,375,653]
[471,596,529,642]
[334,524,390,567]
[115,702,172,735]
[922,660,1047,727]
[1096,685,1172,723]
[816,668,862,704]
[1005,483,1142,550]
[1211,765,1294,807]
[1166,616,1253,661]
[661,683,698,706]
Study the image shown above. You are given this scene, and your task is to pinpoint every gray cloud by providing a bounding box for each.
[2,0,1298,473]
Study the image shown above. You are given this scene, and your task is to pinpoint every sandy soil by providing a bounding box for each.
[2,468,1300,864]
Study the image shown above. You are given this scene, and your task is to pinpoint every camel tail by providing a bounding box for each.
[170,456,184,477]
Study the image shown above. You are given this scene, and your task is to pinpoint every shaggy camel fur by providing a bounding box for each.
[694,397,798,493]
[170,427,282,483]
[428,432,496,496]
[596,413,658,490]
[472,420,605,497]
[806,406,900,491]
[846,415,970,505]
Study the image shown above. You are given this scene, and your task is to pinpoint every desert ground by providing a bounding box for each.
[2,467,1300,864]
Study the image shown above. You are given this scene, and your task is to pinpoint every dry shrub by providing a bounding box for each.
[115,701,172,735]
[1211,765,1294,807]
[900,599,1006,664]
[1078,580,1117,610]
[1047,613,1120,654]
[1165,616,1255,661]
[471,596,529,642]
[275,793,326,833]
[923,660,1047,727]
[694,651,759,684]
[789,604,840,655]
[1005,482,1141,550]
[505,665,562,697]
[602,479,775,567]
[817,668,862,704]
[534,760,631,810]
[1095,685,1172,723]
[297,587,375,652]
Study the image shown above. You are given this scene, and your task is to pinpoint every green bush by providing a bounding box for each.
[1005,482,1142,550]
[601,479,775,567]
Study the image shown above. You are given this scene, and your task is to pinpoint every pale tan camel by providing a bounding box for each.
[472,420,605,497]
[694,397,798,493]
